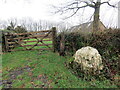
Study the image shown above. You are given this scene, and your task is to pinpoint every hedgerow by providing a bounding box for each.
[56,29,120,84]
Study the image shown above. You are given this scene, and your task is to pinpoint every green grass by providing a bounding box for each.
[2,50,118,88]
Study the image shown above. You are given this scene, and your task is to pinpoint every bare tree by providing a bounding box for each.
[7,18,18,30]
[55,0,117,32]
[0,20,8,29]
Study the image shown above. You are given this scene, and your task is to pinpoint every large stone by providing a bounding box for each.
[74,46,103,74]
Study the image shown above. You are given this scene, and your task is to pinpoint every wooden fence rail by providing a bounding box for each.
[4,27,57,52]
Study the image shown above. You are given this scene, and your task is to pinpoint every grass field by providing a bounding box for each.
[1,38,118,88]
[2,51,118,88]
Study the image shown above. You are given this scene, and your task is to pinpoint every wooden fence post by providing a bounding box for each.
[0,31,2,54]
[4,33,9,52]
[59,32,65,56]
[52,27,57,52]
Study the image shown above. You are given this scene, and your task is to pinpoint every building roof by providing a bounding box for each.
[69,21,106,34]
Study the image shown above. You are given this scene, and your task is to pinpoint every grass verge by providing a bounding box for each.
[2,50,118,88]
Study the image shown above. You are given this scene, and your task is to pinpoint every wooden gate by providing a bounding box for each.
[4,27,57,52]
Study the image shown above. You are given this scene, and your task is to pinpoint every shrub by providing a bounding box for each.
[56,29,120,81]
[89,29,120,79]
[56,32,87,55]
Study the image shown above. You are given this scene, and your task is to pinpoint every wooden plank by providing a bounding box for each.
[7,42,16,44]
[10,30,52,35]
[22,39,52,43]
[21,43,53,47]
[42,39,52,41]
[20,35,46,39]
[9,48,53,51]
[8,45,15,48]
[7,34,52,40]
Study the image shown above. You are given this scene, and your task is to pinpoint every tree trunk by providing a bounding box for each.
[93,1,101,32]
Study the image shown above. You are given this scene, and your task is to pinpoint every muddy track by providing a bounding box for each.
[1,66,53,88]
[1,66,31,88]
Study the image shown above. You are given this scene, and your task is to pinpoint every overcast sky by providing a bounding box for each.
[0,0,119,28]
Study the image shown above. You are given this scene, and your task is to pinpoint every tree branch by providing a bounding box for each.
[101,2,116,8]
[54,0,117,20]
[54,4,88,17]
[84,1,95,8]
[63,5,89,18]
[66,8,80,18]
[66,5,88,10]
[66,2,79,7]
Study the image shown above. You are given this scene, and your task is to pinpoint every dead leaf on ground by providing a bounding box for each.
[38,74,43,78]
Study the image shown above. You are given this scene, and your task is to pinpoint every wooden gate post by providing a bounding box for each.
[4,33,9,52]
[59,32,65,56]
[52,27,57,52]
